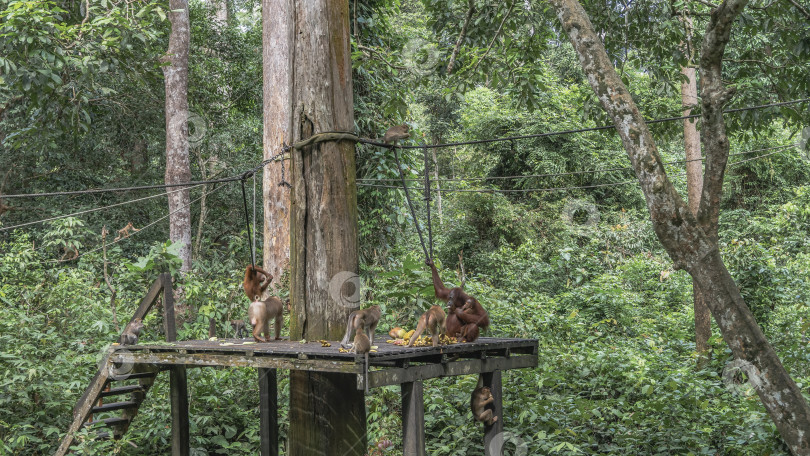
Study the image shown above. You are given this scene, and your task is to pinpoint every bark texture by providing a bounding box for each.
[162,0,192,274]
[262,0,293,288]
[550,0,810,452]
[287,1,365,454]
[679,14,711,364]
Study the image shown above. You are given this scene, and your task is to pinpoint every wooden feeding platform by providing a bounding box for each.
[116,336,538,390]
[56,273,539,456]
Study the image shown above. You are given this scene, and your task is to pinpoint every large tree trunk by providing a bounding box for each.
[262,0,292,289]
[287,1,365,455]
[679,13,711,366]
[162,0,192,275]
[550,0,810,452]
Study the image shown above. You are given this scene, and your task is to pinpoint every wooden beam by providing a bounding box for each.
[162,273,177,341]
[259,368,279,456]
[170,366,189,456]
[367,355,536,389]
[401,381,425,456]
[120,276,164,343]
[482,371,503,456]
[111,351,362,374]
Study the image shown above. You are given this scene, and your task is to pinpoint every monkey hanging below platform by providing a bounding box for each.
[470,378,498,426]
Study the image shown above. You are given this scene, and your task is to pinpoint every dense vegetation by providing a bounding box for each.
[1,0,809,454]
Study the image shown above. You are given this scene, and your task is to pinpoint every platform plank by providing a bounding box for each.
[121,337,537,365]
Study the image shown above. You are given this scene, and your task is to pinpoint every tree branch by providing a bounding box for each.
[357,44,407,70]
[696,0,750,242]
[469,2,515,74]
[784,0,810,20]
[446,0,475,74]
[549,0,710,265]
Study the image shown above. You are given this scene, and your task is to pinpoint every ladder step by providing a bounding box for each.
[84,417,130,428]
[91,401,138,413]
[111,371,156,380]
[100,385,144,397]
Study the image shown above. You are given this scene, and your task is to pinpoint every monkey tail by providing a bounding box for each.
[407,318,427,347]
[340,311,356,348]
[364,352,369,395]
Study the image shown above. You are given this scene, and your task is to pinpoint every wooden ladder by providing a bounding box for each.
[55,273,176,455]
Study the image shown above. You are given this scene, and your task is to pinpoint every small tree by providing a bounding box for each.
[550,0,810,452]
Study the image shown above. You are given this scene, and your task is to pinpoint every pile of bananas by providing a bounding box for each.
[385,327,457,347]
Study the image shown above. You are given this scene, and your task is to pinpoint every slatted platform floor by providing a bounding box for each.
[110,337,538,389]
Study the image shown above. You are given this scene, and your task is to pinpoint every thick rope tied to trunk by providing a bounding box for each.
[392,147,431,262]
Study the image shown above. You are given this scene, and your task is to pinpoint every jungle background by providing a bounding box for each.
[1,0,809,454]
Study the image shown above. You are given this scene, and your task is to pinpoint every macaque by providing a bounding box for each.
[426,259,488,341]
[350,331,372,394]
[407,305,446,347]
[119,318,144,345]
[0,199,14,217]
[248,296,285,342]
[230,319,246,339]
[243,265,273,301]
[382,124,410,145]
[350,331,371,355]
[340,305,381,348]
[470,384,498,426]
[114,222,140,241]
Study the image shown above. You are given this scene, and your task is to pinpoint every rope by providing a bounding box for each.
[392,147,430,261]
[357,147,788,194]
[0,184,205,233]
[3,152,290,200]
[357,144,793,182]
[364,98,809,150]
[240,175,255,269]
[252,171,257,265]
[423,145,434,259]
[51,183,228,262]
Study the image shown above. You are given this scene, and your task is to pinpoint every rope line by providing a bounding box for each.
[356,98,809,151]
[392,147,431,261]
[50,184,227,262]
[0,184,205,233]
[423,145,434,259]
[252,171,257,267]
[359,147,788,194]
[2,152,289,200]
[358,144,793,182]
[240,177,255,269]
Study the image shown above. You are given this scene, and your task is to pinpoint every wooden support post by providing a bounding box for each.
[259,368,279,456]
[162,273,177,342]
[482,371,503,456]
[170,366,189,456]
[401,381,425,456]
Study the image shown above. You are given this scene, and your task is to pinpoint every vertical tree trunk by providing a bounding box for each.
[550,0,810,452]
[679,13,711,366]
[162,0,192,276]
[262,0,293,288]
[446,0,475,74]
[287,2,365,455]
